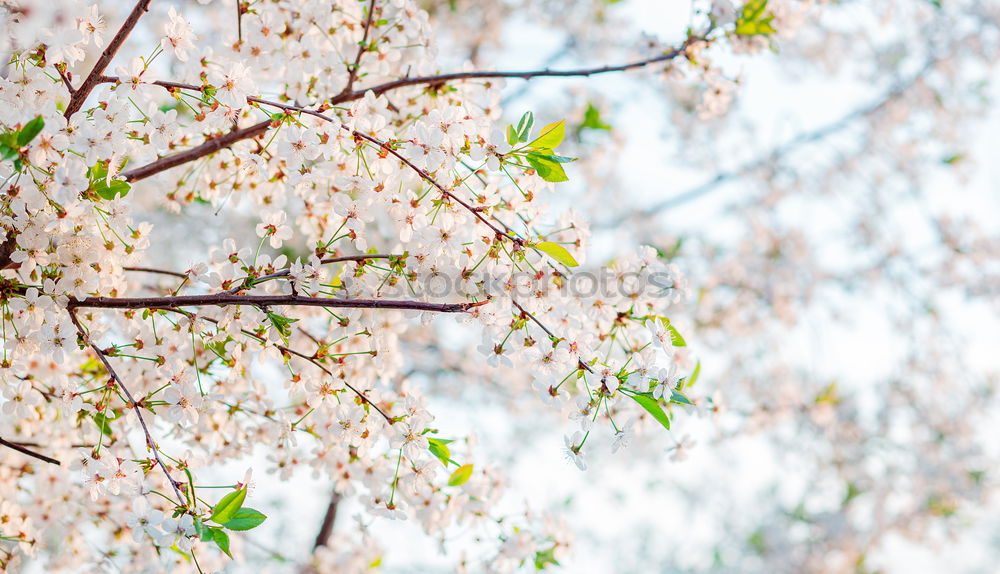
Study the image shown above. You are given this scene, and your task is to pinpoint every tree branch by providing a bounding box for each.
[511,298,593,373]
[124,266,188,279]
[0,437,60,465]
[64,0,154,119]
[121,120,272,183]
[225,254,394,293]
[68,293,488,314]
[327,35,703,105]
[313,491,341,549]
[108,33,705,184]
[67,309,187,505]
[339,0,378,97]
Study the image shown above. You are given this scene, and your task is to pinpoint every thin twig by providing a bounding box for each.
[339,0,378,97]
[511,298,593,373]
[67,309,187,505]
[0,437,60,465]
[64,0,154,119]
[328,34,704,105]
[236,0,243,44]
[225,254,394,293]
[157,307,394,422]
[55,64,75,95]
[124,266,188,279]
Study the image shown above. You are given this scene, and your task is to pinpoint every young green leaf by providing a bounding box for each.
[669,390,695,406]
[88,162,131,200]
[0,143,18,161]
[506,124,518,146]
[266,312,298,339]
[534,546,561,569]
[16,116,44,147]
[581,103,611,131]
[213,528,233,559]
[735,0,777,36]
[686,360,701,389]
[535,241,579,267]
[193,517,213,541]
[93,179,132,201]
[525,152,569,183]
[210,488,247,524]
[93,412,113,438]
[627,392,671,431]
[448,463,474,486]
[528,120,566,150]
[426,437,454,467]
[221,507,267,531]
[657,317,687,347]
[515,111,534,142]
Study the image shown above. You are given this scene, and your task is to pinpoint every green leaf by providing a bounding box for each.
[16,116,44,147]
[93,412,113,438]
[505,124,518,146]
[426,437,454,467]
[657,317,687,347]
[669,390,695,406]
[581,103,611,131]
[94,179,131,201]
[448,464,474,486]
[534,546,561,569]
[686,360,701,389]
[88,163,131,200]
[221,507,267,531]
[266,312,298,339]
[210,488,247,524]
[0,143,18,161]
[628,392,671,431]
[194,517,213,541]
[213,528,233,559]
[535,241,578,267]
[528,120,565,150]
[525,151,569,182]
[515,111,534,143]
[735,0,777,36]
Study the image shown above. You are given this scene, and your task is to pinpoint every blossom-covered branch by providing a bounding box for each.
[63,0,153,118]
[67,294,488,313]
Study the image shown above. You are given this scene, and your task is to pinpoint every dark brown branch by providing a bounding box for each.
[0,437,60,465]
[64,0,153,119]
[121,120,271,183]
[313,491,341,549]
[236,0,244,44]
[107,33,705,184]
[68,293,487,314]
[67,309,187,505]
[328,35,703,105]
[106,79,518,241]
[349,130,521,243]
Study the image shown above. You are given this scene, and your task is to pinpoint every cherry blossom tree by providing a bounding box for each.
[1,0,999,572]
